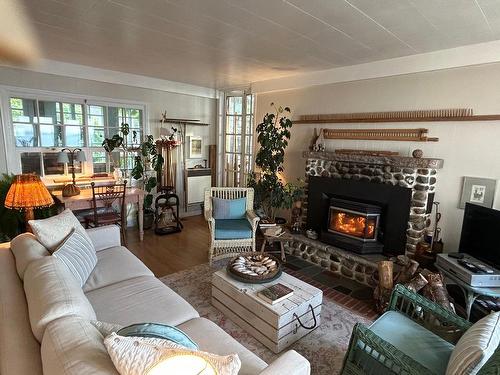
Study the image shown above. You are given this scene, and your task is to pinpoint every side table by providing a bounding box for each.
[437,264,500,320]
[259,227,293,262]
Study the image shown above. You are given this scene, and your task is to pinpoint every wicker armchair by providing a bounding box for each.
[341,284,500,375]
[204,187,259,265]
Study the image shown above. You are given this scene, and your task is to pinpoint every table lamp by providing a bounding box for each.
[4,174,54,223]
[58,148,86,197]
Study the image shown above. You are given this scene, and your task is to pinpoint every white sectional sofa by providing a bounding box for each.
[0,225,310,375]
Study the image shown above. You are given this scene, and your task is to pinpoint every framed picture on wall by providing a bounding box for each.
[188,136,203,159]
[459,176,497,209]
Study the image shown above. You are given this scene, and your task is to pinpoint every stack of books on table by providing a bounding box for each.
[257,283,294,305]
[259,219,276,228]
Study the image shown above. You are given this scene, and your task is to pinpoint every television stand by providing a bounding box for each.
[436,254,500,319]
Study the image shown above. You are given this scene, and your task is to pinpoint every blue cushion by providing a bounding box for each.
[212,197,246,220]
[355,311,454,374]
[117,323,198,350]
[215,219,253,239]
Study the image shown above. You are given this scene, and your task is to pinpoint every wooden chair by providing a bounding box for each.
[85,181,128,246]
[204,187,259,265]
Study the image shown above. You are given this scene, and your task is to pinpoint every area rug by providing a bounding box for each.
[160,262,374,375]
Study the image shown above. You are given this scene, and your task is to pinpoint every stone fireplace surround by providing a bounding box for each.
[282,151,444,287]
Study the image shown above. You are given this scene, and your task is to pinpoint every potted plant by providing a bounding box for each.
[248,103,303,222]
[0,174,24,241]
[103,127,164,230]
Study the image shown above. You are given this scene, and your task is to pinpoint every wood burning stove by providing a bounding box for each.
[323,197,384,254]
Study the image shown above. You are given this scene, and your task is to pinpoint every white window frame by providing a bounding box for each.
[0,85,149,177]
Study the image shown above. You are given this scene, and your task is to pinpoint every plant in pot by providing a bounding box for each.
[103,127,164,230]
[248,103,303,224]
[130,135,164,230]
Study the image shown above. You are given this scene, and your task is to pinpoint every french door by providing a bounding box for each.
[223,92,254,187]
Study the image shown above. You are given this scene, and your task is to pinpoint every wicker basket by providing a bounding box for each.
[227,252,282,284]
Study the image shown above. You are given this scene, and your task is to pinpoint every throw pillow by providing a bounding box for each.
[52,228,97,287]
[104,333,241,375]
[212,197,246,220]
[29,208,92,252]
[446,311,500,375]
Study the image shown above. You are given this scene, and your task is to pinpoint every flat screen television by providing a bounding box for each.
[459,202,500,269]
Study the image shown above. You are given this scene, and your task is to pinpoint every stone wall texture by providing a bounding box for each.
[303,153,441,255]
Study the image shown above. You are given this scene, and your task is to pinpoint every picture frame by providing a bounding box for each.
[459,176,497,209]
[187,136,203,159]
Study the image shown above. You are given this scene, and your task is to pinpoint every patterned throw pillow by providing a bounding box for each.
[446,311,500,375]
[212,197,246,220]
[52,228,97,287]
[29,208,92,252]
[104,333,241,375]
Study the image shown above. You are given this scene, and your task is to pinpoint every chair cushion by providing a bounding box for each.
[23,256,97,342]
[10,232,49,280]
[365,311,454,374]
[83,246,153,292]
[29,208,92,252]
[52,228,97,287]
[41,316,119,375]
[85,276,199,327]
[215,219,252,240]
[177,317,268,375]
[213,197,246,220]
[446,311,500,375]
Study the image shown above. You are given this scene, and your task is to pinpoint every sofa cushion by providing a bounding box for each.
[53,228,97,287]
[23,256,97,342]
[10,232,49,280]
[177,317,268,375]
[367,311,454,374]
[215,219,252,240]
[446,311,500,375]
[83,246,153,292]
[29,208,92,252]
[104,332,241,375]
[41,316,119,375]
[0,244,43,375]
[85,276,199,327]
[213,197,246,220]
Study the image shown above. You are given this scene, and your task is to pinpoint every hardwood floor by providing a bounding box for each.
[125,214,210,277]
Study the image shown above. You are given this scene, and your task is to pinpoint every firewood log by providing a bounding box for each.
[374,261,394,313]
[395,260,419,284]
[422,273,454,312]
[405,273,428,293]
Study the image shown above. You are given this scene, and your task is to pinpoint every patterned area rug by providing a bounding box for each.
[160,261,374,375]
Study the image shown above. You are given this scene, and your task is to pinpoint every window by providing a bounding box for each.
[9,95,145,177]
[224,93,254,187]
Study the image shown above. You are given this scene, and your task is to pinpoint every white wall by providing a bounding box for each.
[256,62,500,253]
[0,66,218,211]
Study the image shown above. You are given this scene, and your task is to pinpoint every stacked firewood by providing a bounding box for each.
[374,255,454,313]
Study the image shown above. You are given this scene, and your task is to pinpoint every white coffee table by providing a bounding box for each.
[211,269,322,353]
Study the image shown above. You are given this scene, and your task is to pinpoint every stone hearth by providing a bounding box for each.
[302,151,444,255]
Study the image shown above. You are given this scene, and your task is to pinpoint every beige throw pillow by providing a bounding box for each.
[29,208,91,252]
[104,333,241,375]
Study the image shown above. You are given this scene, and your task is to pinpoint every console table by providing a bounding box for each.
[52,188,145,241]
[437,264,500,320]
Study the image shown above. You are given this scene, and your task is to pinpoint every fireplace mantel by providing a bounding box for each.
[303,151,444,169]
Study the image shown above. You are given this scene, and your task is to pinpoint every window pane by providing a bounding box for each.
[126,129,141,146]
[88,127,105,147]
[246,94,253,114]
[92,152,107,173]
[38,101,61,124]
[227,116,235,134]
[245,115,253,134]
[65,126,84,147]
[234,135,241,153]
[89,105,104,116]
[21,152,41,174]
[60,103,83,125]
[43,153,64,175]
[107,107,120,127]
[235,117,242,134]
[14,124,37,147]
[129,109,142,128]
[10,98,36,123]
[40,125,62,147]
[245,135,252,154]
[72,160,82,174]
[225,135,234,152]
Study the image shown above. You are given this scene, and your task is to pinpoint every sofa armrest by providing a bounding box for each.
[86,225,121,251]
[258,350,310,375]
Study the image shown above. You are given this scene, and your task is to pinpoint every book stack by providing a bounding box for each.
[257,283,293,305]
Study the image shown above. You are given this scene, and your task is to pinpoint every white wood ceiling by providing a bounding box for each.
[21,0,500,89]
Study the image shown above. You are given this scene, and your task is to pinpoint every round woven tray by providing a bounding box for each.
[227,253,282,284]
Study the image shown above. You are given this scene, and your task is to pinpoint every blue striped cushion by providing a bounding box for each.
[212,197,246,220]
[52,228,97,287]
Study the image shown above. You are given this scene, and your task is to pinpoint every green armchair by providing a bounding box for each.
[341,284,500,375]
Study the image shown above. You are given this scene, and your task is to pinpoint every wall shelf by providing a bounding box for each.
[294,115,500,124]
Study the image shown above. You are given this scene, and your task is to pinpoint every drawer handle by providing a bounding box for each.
[293,304,317,334]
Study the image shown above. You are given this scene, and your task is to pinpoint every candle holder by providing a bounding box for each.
[57,148,86,197]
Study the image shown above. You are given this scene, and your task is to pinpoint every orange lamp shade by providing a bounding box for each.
[4,174,54,210]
